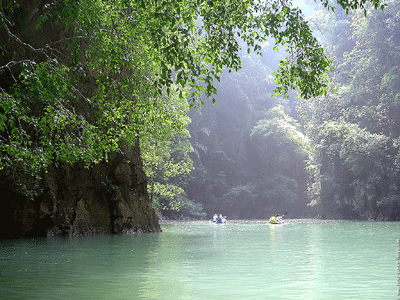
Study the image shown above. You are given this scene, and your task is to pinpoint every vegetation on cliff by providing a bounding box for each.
[300,0,400,220]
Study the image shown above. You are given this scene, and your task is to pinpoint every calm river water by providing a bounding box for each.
[0,219,399,299]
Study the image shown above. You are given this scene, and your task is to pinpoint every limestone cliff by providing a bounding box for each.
[0,142,161,238]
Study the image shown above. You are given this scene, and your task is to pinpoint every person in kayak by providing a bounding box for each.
[213,214,226,223]
[213,214,218,222]
[269,214,284,224]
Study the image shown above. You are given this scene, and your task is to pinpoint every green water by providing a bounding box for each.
[0,220,399,299]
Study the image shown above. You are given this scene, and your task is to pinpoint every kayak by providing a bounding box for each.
[269,221,283,225]
[213,220,227,224]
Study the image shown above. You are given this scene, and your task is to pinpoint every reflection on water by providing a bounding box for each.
[0,220,399,299]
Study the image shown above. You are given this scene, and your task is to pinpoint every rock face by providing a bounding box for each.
[0,142,161,238]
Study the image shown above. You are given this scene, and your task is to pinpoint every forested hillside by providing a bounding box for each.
[301,0,400,220]
[185,49,314,219]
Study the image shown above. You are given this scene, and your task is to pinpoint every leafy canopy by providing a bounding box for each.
[53,0,339,102]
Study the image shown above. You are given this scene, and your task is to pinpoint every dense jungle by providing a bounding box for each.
[0,0,397,238]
